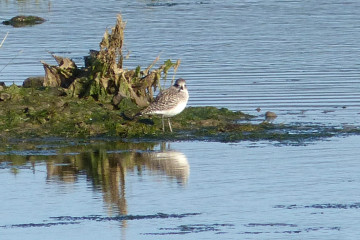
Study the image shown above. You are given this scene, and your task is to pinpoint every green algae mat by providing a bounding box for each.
[0,85,359,143]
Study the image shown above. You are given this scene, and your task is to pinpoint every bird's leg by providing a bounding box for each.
[168,118,173,132]
[161,115,165,132]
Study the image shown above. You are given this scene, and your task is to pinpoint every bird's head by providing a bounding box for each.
[174,78,187,91]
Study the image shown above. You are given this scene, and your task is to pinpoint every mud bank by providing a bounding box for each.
[0,84,359,143]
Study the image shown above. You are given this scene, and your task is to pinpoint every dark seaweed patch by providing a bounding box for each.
[143,223,235,235]
[146,1,208,7]
[307,203,360,209]
[0,212,200,229]
[240,224,340,235]
[1,221,79,228]
[274,202,360,209]
[51,212,200,222]
[245,223,298,227]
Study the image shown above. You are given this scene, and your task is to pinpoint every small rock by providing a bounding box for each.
[264,111,277,123]
[112,91,126,106]
[23,76,44,88]
[0,92,11,101]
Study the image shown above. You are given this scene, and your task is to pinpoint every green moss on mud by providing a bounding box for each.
[2,15,46,27]
[0,85,249,140]
[0,85,358,143]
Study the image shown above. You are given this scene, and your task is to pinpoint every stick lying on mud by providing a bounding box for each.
[0,32,9,48]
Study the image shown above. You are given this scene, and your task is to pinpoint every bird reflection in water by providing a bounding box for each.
[45,142,189,217]
[135,142,190,186]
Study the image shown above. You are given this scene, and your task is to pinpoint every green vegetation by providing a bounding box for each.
[0,84,358,143]
[0,84,250,139]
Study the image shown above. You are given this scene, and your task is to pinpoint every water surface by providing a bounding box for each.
[1,1,360,239]
[1,137,360,239]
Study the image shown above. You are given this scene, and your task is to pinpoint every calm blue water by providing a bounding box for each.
[1,0,360,239]
[1,137,360,239]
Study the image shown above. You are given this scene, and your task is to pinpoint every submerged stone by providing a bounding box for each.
[23,76,44,88]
